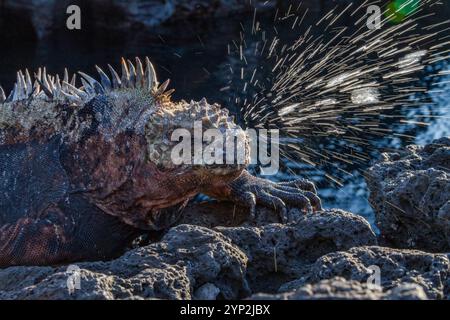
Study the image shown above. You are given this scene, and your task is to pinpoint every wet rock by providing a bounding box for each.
[366,137,450,251]
[277,246,449,300]
[250,277,429,300]
[0,225,249,300]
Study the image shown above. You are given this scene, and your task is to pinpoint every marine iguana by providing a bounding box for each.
[0,57,321,267]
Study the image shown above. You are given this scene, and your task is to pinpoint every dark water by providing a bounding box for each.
[0,1,449,223]
[0,9,241,102]
[0,2,400,101]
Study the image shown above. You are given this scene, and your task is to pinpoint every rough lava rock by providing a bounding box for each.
[216,208,377,293]
[0,225,250,300]
[0,207,377,300]
[0,203,447,300]
[273,246,449,300]
[250,277,429,300]
[366,137,450,252]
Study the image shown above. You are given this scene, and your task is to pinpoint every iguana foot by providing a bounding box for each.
[226,171,322,223]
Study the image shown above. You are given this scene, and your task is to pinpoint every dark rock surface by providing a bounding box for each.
[250,277,429,300]
[0,224,249,300]
[0,202,448,300]
[0,207,377,300]
[275,246,449,300]
[216,209,377,293]
[366,137,450,252]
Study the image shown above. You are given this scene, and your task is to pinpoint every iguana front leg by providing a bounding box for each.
[205,170,322,223]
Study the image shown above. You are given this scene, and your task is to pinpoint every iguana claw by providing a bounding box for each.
[227,171,322,223]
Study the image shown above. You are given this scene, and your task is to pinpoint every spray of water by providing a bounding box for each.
[224,0,449,187]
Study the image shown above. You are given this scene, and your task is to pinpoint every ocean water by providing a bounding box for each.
[416,62,450,145]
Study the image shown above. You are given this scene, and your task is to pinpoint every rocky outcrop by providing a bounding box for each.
[276,246,449,300]
[0,203,448,300]
[216,209,377,293]
[250,278,429,300]
[0,224,249,300]
[366,137,450,252]
[181,204,377,294]
[0,208,377,300]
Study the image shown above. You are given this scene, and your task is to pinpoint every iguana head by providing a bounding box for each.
[95,57,251,178]
[0,57,250,174]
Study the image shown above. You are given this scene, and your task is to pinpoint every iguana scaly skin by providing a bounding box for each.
[0,57,321,267]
